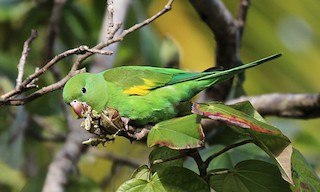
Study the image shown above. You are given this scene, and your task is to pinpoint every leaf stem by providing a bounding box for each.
[204,139,253,165]
[188,149,208,181]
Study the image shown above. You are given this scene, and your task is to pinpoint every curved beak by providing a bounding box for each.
[70,100,89,118]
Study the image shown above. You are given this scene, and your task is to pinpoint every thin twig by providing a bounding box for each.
[16,30,38,89]
[0,44,113,104]
[79,45,113,55]
[69,0,174,73]
[236,0,250,40]
[93,0,131,72]
[0,0,175,106]
[106,0,119,39]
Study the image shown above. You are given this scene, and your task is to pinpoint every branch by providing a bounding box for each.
[0,45,90,102]
[42,118,91,192]
[190,0,250,101]
[16,30,38,89]
[236,0,250,40]
[92,0,132,72]
[226,93,320,119]
[0,0,174,107]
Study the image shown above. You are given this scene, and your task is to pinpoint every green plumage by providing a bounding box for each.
[63,53,281,126]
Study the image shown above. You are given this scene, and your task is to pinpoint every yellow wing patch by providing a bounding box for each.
[123,79,157,96]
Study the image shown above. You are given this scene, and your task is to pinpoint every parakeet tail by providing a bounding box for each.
[199,53,282,83]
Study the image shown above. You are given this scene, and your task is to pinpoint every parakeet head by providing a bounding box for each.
[62,73,108,118]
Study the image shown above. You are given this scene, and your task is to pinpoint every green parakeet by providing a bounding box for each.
[63,53,281,126]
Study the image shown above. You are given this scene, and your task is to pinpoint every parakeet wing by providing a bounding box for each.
[102,66,204,96]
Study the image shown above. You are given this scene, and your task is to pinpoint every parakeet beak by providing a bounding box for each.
[70,100,89,118]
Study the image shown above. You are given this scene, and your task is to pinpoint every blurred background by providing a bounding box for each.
[0,0,319,191]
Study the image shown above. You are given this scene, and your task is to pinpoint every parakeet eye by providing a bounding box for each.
[82,87,86,94]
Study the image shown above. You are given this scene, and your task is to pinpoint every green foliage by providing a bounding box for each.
[193,101,293,183]
[147,114,204,149]
[290,149,320,191]
[117,166,209,192]
[148,146,184,172]
[210,160,290,192]
[128,101,318,191]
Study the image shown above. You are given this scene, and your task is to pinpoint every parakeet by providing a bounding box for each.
[63,53,281,126]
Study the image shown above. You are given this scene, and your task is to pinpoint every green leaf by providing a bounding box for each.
[147,114,204,150]
[192,101,293,184]
[117,167,210,192]
[210,160,291,192]
[192,102,279,134]
[149,146,184,173]
[290,149,320,191]
[131,165,151,181]
[116,179,149,192]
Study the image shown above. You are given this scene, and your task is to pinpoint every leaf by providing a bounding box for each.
[290,149,320,191]
[149,146,184,173]
[117,167,209,192]
[210,160,291,192]
[192,102,278,134]
[147,114,204,150]
[192,101,293,184]
[131,165,151,181]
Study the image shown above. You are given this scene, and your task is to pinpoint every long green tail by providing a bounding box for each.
[198,53,282,83]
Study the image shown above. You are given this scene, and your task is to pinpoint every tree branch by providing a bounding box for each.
[190,0,250,101]
[92,0,132,72]
[236,0,250,40]
[0,0,174,107]
[226,93,320,119]
[42,118,91,192]
[16,30,38,89]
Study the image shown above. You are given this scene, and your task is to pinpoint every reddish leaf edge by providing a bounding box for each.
[192,102,280,134]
